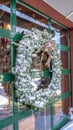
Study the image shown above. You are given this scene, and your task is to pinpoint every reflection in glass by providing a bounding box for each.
[16,2,48,33]
[18,103,27,112]
[0,38,11,73]
[19,107,51,130]
[0,21,11,30]
[60,29,68,46]
[0,82,13,120]
[61,51,68,68]
[61,75,69,93]
[54,30,60,44]
[0,0,10,7]
[19,115,35,130]
[53,101,66,127]
[52,22,69,46]
[2,125,13,130]
[35,107,51,130]
[0,0,10,26]
[56,74,70,101]
[53,97,70,127]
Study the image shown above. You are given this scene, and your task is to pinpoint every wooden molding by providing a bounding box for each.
[22,0,73,28]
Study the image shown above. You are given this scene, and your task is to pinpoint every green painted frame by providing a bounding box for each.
[0,0,71,130]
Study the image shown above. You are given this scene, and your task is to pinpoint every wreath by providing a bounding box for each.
[13,28,62,109]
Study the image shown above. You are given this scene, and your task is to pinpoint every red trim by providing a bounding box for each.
[70,28,73,106]
[22,0,73,28]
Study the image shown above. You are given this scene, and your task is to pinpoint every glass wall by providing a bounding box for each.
[0,0,13,125]
[0,0,71,130]
[15,2,70,129]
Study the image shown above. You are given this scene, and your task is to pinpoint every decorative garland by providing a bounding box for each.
[13,28,62,109]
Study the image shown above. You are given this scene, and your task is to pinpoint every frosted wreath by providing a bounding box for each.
[13,28,62,108]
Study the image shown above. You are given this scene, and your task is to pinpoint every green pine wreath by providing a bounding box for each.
[13,28,62,108]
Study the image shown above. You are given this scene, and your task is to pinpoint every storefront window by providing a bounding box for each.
[0,82,13,120]
[0,1,71,130]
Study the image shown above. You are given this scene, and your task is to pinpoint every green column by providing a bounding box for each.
[11,0,18,122]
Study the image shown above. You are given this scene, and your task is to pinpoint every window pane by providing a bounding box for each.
[1,125,13,130]
[0,38,11,73]
[16,3,48,33]
[0,0,11,28]
[35,107,51,130]
[0,0,10,7]
[19,107,51,130]
[53,96,70,127]
[0,82,13,120]
[60,29,68,46]
[53,75,70,97]
[61,75,69,93]
[61,51,69,68]
[52,22,69,46]
[19,115,35,130]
